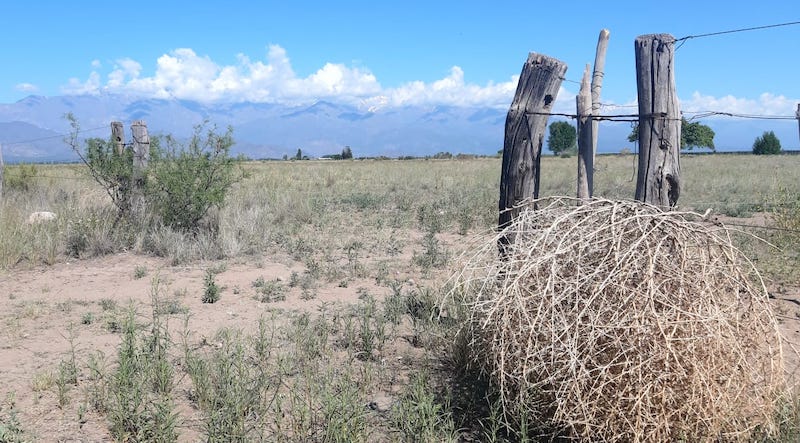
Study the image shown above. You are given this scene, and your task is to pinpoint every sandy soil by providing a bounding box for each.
[0,251,407,442]
[2,225,800,441]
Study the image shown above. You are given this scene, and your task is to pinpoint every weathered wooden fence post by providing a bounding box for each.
[111,121,125,155]
[591,29,610,162]
[499,53,567,247]
[131,120,150,213]
[795,104,799,146]
[577,65,593,200]
[634,34,681,208]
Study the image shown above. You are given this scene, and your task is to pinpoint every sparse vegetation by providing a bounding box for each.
[0,394,26,443]
[3,156,800,441]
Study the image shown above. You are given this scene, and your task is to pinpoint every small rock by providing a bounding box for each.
[367,393,394,413]
[27,211,57,224]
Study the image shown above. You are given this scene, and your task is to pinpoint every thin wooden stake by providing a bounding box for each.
[591,29,610,161]
[499,52,567,248]
[577,65,593,200]
[796,104,799,146]
[634,34,681,208]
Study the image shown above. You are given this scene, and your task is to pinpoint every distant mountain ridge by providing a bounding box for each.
[0,94,513,162]
[0,94,796,163]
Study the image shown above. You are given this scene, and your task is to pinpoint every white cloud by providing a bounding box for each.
[61,45,523,108]
[15,83,39,93]
[61,46,796,113]
[681,92,798,117]
[62,71,101,95]
[384,66,519,108]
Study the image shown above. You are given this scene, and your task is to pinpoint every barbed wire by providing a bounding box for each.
[0,125,107,147]
[675,20,800,50]
[528,109,797,123]
[676,20,800,42]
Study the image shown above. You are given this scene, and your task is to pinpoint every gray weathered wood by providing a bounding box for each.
[796,104,799,145]
[577,65,593,200]
[111,121,125,155]
[499,52,567,237]
[634,34,681,208]
[131,120,150,178]
[131,120,150,213]
[591,29,610,162]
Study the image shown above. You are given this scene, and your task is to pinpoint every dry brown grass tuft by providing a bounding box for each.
[449,197,786,442]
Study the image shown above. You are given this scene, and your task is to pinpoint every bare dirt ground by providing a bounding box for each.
[0,250,414,442]
[2,224,800,441]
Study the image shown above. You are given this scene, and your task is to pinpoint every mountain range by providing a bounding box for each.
[0,94,796,163]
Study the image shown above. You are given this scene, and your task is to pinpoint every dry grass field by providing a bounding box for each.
[2,154,800,441]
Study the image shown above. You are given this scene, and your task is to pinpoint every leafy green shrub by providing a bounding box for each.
[148,123,242,232]
[753,131,782,155]
[67,115,242,232]
[66,114,142,216]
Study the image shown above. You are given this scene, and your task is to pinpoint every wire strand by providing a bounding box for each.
[1,125,108,146]
[676,20,800,42]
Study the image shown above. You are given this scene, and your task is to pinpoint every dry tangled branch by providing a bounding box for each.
[449,197,785,442]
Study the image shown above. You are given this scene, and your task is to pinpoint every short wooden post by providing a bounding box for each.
[499,53,567,246]
[111,121,125,155]
[131,120,150,213]
[634,34,681,208]
[591,29,610,162]
[576,65,593,200]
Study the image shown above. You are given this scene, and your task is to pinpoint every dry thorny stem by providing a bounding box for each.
[445,197,787,442]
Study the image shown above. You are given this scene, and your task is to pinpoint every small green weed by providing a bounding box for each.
[202,270,221,304]
[81,312,95,325]
[133,265,148,279]
[391,371,457,442]
[106,284,178,442]
[252,276,286,303]
[0,394,26,443]
[99,298,117,312]
[412,231,449,271]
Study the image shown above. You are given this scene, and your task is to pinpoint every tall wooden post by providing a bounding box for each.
[131,120,150,213]
[577,65,593,200]
[591,29,610,161]
[634,34,681,208]
[111,121,125,155]
[499,52,567,241]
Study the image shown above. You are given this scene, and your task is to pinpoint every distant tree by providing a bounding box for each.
[294,148,303,160]
[432,152,453,159]
[282,154,288,161]
[682,120,715,151]
[341,146,353,159]
[752,131,781,155]
[627,118,715,151]
[546,121,577,155]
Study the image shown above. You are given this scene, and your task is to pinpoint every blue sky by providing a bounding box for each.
[1,1,798,116]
